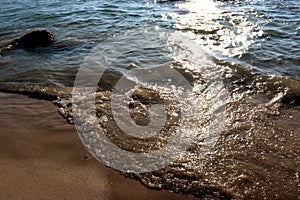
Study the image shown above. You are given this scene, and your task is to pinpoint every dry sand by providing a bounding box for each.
[0,92,197,200]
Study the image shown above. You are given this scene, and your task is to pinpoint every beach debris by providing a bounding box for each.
[9,30,55,49]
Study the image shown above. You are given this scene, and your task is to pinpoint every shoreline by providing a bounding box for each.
[0,92,197,200]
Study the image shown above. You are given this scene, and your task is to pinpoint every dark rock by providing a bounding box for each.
[131,87,163,104]
[10,30,55,49]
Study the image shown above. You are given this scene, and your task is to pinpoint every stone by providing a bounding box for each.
[10,30,55,49]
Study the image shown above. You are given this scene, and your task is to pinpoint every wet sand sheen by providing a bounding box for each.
[0,92,197,200]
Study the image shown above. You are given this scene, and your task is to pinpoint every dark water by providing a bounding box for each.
[0,0,299,199]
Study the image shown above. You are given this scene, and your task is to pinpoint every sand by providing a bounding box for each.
[0,92,197,200]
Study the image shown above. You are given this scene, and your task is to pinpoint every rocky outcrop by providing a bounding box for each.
[10,30,55,49]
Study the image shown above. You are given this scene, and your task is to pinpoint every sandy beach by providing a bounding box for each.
[0,92,197,200]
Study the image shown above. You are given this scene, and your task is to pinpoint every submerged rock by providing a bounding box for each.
[131,87,163,104]
[10,30,55,49]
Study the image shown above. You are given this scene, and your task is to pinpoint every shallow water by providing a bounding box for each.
[0,0,299,89]
[0,0,299,199]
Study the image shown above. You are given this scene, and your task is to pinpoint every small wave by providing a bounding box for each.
[0,84,72,100]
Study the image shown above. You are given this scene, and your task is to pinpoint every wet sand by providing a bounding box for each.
[0,92,197,200]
